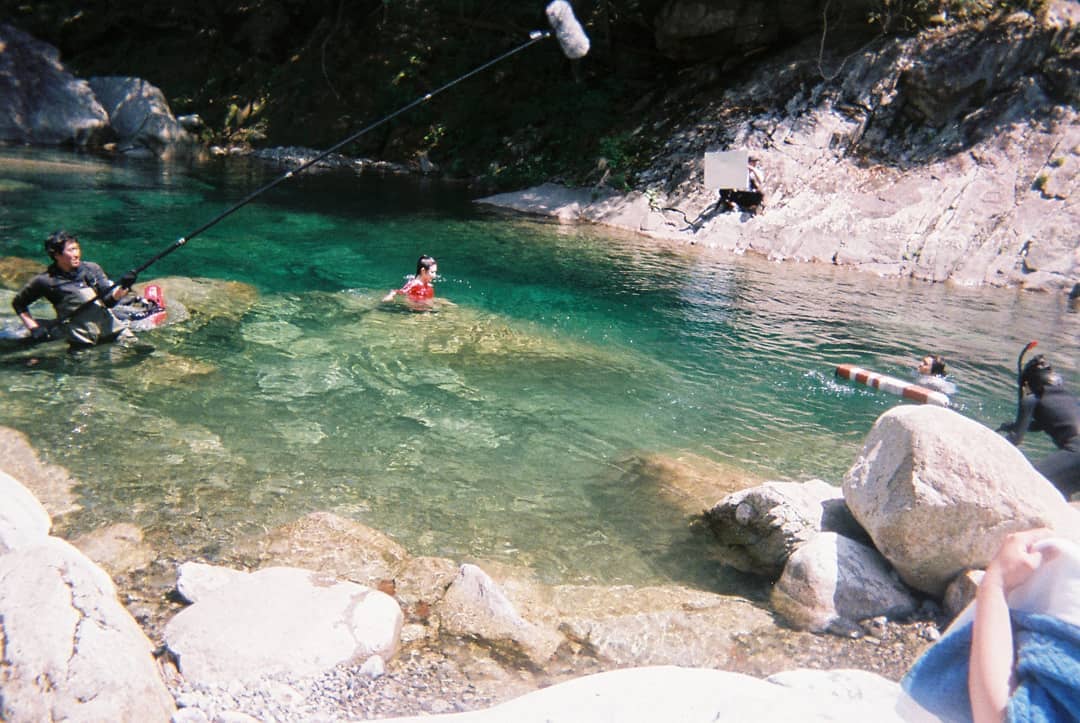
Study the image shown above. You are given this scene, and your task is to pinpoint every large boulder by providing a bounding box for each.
[0,535,175,721]
[771,532,920,633]
[0,470,51,553]
[0,23,110,145]
[437,564,565,668]
[163,565,402,685]
[87,76,194,158]
[704,479,866,577]
[382,665,905,723]
[842,405,1080,596]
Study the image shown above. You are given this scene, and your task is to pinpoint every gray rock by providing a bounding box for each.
[942,569,984,620]
[553,584,775,668]
[704,479,865,577]
[379,666,906,723]
[0,424,80,517]
[0,536,175,721]
[0,23,110,146]
[72,521,156,575]
[0,469,51,553]
[770,531,919,633]
[765,667,904,707]
[176,561,250,604]
[842,405,1080,596]
[230,510,410,588]
[436,563,564,668]
[87,76,194,158]
[164,566,402,685]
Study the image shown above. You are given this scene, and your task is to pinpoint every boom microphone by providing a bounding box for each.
[546,1,590,59]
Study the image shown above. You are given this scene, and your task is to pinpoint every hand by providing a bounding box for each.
[30,325,50,342]
[983,528,1056,594]
[119,271,138,289]
[995,422,1018,444]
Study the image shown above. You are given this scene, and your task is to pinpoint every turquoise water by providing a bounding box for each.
[1,147,1076,588]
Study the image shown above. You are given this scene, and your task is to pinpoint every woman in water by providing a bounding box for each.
[916,353,956,396]
[383,255,437,303]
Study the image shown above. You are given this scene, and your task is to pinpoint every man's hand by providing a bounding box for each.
[995,422,1018,444]
[30,325,50,342]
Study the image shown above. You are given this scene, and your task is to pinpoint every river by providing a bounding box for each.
[1,146,1076,590]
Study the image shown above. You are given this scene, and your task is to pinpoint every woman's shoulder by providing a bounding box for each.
[918,374,956,396]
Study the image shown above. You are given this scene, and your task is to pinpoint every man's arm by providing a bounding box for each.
[1002,394,1038,445]
[12,276,46,331]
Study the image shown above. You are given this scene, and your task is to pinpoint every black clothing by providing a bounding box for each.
[1005,385,1080,498]
[12,261,129,346]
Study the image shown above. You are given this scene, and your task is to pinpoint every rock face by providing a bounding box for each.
[0,23,110,146]
[479,4,1079,292]
[0,24,191,156]
[654,0,877,63]
[842,405,1080,596]
[87,76,194,157]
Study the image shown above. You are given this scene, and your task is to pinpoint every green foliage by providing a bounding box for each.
[3,1,667,186]
[868,0,1047,33]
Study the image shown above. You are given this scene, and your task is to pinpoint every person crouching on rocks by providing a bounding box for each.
[999,354,1080,499]
[12,230,138,347]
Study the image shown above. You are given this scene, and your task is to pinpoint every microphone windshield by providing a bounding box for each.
[546,1,590,59]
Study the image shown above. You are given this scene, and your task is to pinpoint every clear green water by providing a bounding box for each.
[1,147,1076,588]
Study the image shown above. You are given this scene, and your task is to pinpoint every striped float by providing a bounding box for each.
[835,363,950,407]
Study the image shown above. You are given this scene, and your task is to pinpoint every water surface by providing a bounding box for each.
[1,147,1076,588]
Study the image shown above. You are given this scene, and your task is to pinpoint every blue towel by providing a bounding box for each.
[901,610,1080,723]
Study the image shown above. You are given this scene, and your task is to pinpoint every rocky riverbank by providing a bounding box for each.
[5,399,1080,721]
[475,3,1078,293]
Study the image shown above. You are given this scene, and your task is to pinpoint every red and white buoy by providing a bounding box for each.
[835,363,950,407]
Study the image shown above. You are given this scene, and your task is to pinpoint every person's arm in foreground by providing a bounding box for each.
[969,528,1055,723]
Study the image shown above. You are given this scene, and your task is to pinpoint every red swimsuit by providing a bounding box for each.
[394,278,434,300]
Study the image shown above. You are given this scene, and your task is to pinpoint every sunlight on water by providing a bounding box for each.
[1,147,1077,588]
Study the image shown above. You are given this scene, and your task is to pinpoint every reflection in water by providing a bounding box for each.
[0,146,1077,590]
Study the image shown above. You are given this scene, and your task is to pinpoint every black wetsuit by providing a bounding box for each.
[11,261,128,346]
[1006,385,1080,498]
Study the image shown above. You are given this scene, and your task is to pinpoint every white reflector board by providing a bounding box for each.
[704,150,749,190]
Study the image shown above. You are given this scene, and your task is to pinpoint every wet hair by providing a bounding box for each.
[927,355,946,377]
[415,255,437,276]
[1021,355,1060,395]
[45,230,77,258]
